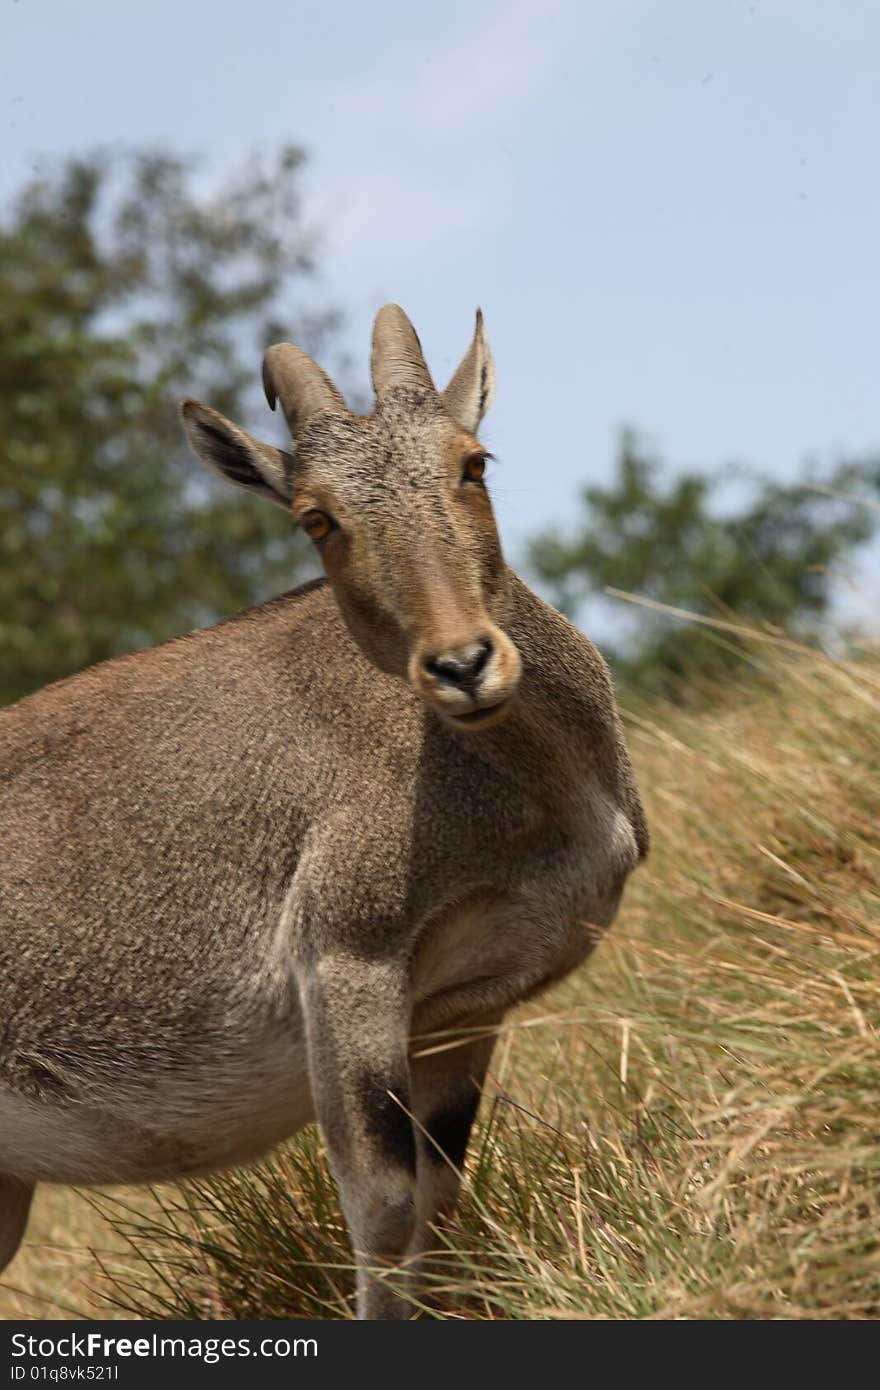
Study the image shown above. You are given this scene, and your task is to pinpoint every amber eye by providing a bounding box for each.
[302,510,333,541]
[463,454,487,483]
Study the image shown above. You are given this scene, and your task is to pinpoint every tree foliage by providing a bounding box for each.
[0,147,335,705]
[530,430,880,696]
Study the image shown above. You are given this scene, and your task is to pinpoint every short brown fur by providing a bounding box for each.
[0,306,647,1318]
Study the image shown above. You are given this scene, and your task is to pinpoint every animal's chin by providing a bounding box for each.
[442,697,512,732]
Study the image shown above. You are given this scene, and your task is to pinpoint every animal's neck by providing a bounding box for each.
[474,570,624,828]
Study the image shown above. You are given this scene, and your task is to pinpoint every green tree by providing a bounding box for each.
[530,429,880,697]
[0,147,341,706]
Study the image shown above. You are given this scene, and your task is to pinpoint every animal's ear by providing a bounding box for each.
[180,400,295,510]
[442,308,496,434]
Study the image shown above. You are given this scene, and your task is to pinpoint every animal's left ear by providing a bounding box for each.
[442,308,496,434]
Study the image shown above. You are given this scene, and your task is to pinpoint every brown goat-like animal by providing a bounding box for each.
[0,306,647,1317]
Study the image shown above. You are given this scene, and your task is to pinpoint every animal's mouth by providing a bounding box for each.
[446,697,510,731]
[410,627,522,733]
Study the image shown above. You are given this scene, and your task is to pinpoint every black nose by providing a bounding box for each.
[425,639,493,691]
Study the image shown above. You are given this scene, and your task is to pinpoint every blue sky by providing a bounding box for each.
[2,1,878,621]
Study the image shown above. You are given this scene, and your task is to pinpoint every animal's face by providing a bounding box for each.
[182,306,522,731]
[290,391,520,728]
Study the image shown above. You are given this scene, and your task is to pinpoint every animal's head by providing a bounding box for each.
[181,305,521,731]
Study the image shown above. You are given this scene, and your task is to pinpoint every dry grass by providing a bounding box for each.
[0,1186,165,1320]
[4,638,879,1319]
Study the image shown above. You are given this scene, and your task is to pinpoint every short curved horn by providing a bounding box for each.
[370,304,436,398]
[442,309,496,434]
[262,343,347,436]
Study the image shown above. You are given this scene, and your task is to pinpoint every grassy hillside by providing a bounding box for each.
[3,639,878,1320]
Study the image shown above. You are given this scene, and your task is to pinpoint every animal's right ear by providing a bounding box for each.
[180,400,295,510]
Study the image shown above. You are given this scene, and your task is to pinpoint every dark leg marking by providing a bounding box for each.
[424,1087,481,1169]
[359,1072,417,1176]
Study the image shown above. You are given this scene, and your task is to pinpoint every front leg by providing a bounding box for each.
[409,1018,501,1274]
[298,953,419,1319]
